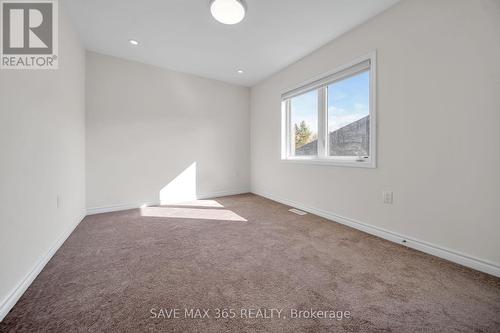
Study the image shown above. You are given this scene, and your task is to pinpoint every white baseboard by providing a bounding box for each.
[253,190,500,278]
[86,189,250,215]
[86,201,159,215]
[0,212,86,322]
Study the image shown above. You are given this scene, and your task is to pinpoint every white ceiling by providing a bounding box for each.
[63,0,400,86]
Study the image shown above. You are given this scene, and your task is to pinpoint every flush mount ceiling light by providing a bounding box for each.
[210,0,247,25]
[128,39,139,46]
[237,69,244,74]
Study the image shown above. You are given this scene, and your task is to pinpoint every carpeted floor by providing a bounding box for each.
[1,194,499,332]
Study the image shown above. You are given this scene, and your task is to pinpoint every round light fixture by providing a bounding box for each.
[128,39,139,46]
[237,69,244,74]
[210,0,246,25]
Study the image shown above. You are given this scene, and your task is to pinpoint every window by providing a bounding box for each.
[281,53,376,167]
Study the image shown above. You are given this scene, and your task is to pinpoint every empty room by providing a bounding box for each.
[1,0,499,332]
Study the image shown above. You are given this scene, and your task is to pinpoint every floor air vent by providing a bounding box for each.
[289,208,307,215]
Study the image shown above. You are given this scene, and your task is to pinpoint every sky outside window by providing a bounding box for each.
[328,70,369,132]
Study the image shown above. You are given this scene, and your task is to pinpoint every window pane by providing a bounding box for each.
[290,90,318,156]
[328,70,370,157]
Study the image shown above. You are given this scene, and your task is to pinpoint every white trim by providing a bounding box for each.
[369,51,377,168]
[280,100,288,159]
[86,189,250,215]
[252,191,500,278]
[281,158,375,168]
[0,212,86,322]
[196,189,250,200]
[317,87,327,157]
[86,201,158,215]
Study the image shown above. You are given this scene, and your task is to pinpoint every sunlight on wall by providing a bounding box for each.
[159,162,197,204]
[140,207,247,222]
[155,163,247,221]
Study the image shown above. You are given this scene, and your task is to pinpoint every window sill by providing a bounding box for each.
[281,158,376,168]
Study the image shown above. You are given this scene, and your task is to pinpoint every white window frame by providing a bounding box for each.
[281,51,376,168]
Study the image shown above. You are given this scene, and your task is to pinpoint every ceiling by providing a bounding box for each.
[63,0,400,86]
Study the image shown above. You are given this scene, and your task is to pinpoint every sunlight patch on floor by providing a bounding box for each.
[167,200,224,208]
[140,206,246,222]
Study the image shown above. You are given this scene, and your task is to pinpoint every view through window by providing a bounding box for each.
[327,70,370,157]
[290,89,318,156]
[282,55,375,167]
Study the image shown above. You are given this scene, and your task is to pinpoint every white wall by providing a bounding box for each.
[0,9,86,319]
[85,52,250,210]
[251,0,500,271]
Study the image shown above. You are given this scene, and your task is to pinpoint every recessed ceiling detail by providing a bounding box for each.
[63,0,401,86]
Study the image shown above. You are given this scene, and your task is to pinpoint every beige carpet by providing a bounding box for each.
[1,194,499,332]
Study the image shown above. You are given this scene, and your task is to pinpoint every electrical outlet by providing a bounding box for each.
[383,191,393,204]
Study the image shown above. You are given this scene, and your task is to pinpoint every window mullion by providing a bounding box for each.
[317,87,327,157]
